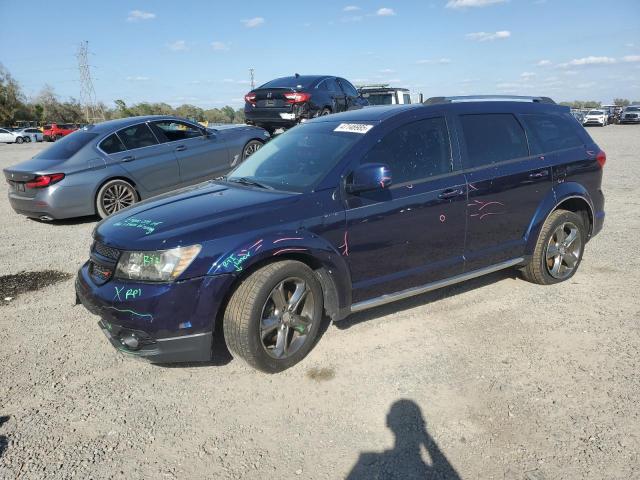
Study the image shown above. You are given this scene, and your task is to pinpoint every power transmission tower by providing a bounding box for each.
[249,68,255,89]
[77,41,105,124]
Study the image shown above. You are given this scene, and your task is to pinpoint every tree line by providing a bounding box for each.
[0,63,244,126]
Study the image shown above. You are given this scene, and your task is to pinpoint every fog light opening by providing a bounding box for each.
[120,333,141,350]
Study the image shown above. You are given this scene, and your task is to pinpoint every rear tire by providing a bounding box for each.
[320,108,331,116]
[241,140,263,161]
[224,260,324,373]
[24,136,31,143]
[96,179,138,219]
[521,209,586,285]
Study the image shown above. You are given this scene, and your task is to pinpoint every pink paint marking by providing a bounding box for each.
[479,212,503,220]
[248,239,264,250]
[273,248,307,256]
[468,183,478,191]
[273,237,304,244]
[255,244,263,252]
[338,231,349,256]
[439,214,446,223]
[477,201,504,211]
[379,176,392,188]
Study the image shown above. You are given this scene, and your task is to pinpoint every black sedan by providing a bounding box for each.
[244,74,368,134]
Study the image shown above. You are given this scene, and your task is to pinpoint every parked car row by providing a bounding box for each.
[0,127,44,144]
[572,105,640,127]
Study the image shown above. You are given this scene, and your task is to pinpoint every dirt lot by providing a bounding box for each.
[0,126,639,479]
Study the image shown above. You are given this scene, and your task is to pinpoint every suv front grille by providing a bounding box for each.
[93,241,120,261]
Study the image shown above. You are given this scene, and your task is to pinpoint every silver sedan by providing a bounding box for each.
[3,115,269,220]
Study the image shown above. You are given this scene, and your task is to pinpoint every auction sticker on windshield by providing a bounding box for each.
[334,123,374,134]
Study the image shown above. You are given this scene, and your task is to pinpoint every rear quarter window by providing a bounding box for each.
[520,113,584,154]
[459,114,528,168]
[100,133,127,154]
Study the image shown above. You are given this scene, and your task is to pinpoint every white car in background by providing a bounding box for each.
[11,127,44,142]
[583,109,608,126]
[0,128,21,143]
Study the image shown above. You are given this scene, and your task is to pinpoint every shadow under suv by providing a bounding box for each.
[244,74,368,134]
[76,95,605,373]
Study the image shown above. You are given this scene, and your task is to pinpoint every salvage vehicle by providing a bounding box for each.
[4,116,268,220]
[358,84,412,105]
[76,96,605,373]
[619,105,640,124]
[582,109,608,126]
[43,123,78,141]
[244,74,368,134]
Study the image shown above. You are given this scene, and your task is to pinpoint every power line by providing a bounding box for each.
[77,41,105,124]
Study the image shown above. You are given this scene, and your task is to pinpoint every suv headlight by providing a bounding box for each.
[115,244,201,282]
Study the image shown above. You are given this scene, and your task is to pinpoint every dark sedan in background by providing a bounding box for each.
[4,116,269,220]
[244,74,368,134]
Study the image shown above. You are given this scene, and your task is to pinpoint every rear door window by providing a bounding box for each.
[338,78,359,97]
[361,117,452,184]
[520,113,584,154]
[325,78,341,93]
[150,121,203,142]
[100,133,127,154]
[117,123,159,150]
[459,114,529,168]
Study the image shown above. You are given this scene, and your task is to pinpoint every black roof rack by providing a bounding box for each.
[424,95,556,105]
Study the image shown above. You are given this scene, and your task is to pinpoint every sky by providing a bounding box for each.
[1,0,639,109]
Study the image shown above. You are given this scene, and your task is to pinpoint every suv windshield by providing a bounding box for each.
[588,110,604,115]
[34,131,98,160]
[626,106,640,112]
[227,122,366,192]
[259,76,318,89]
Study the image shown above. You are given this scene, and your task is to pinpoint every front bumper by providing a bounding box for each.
[75,262,235,363]
[620,117,640,124]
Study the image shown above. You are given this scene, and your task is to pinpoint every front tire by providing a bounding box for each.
[224,260,324,373]
[96,179,138,219]
[521,209,586,285]
[16,137,24,144]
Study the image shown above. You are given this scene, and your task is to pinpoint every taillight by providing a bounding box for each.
[244,93,256,104]
[283,92,311,104]
[596,150,606,168]
[26,173,65,189]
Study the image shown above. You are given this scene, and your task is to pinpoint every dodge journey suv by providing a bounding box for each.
[76,95,605,373]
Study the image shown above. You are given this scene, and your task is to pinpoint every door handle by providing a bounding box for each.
[121,155,135,162]
[529,169,549,179]
[438,188,462,200]
[175,145,187,152]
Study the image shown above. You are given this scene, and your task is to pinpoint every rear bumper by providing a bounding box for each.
[244,103,314,128]
[7,184,95,219]
[75,262,235,363]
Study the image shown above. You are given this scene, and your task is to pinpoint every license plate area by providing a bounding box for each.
[265,100,275,107]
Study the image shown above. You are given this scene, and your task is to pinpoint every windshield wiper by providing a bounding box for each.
[227,177,273,190]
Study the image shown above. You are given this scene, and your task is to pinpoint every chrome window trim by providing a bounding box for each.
[350,257,525,312]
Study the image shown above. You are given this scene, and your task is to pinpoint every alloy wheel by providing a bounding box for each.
[244,141,262,158]
[101,183,136,215]
[260,277,315,359]
[545,221,582,279]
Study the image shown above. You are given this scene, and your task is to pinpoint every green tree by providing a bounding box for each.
[613,98,630,107]
[0,63,25,125]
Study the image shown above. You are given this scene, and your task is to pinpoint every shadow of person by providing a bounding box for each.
[0,415,9,459]
[347,400,461,480]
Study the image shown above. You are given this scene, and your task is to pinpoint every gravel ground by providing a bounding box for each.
[0,126,638,479]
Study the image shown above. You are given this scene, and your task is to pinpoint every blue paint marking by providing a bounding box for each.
[107,306,154,322]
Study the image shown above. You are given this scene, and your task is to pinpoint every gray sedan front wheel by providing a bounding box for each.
[96,179,138,219]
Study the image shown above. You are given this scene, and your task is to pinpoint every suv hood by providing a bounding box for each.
[94,181,297,250]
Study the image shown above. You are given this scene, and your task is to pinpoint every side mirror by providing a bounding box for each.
[346,163,392,194]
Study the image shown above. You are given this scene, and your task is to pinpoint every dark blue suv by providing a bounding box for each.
[76,96,605,373]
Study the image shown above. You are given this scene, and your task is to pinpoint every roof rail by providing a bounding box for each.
[424,95,556,105]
